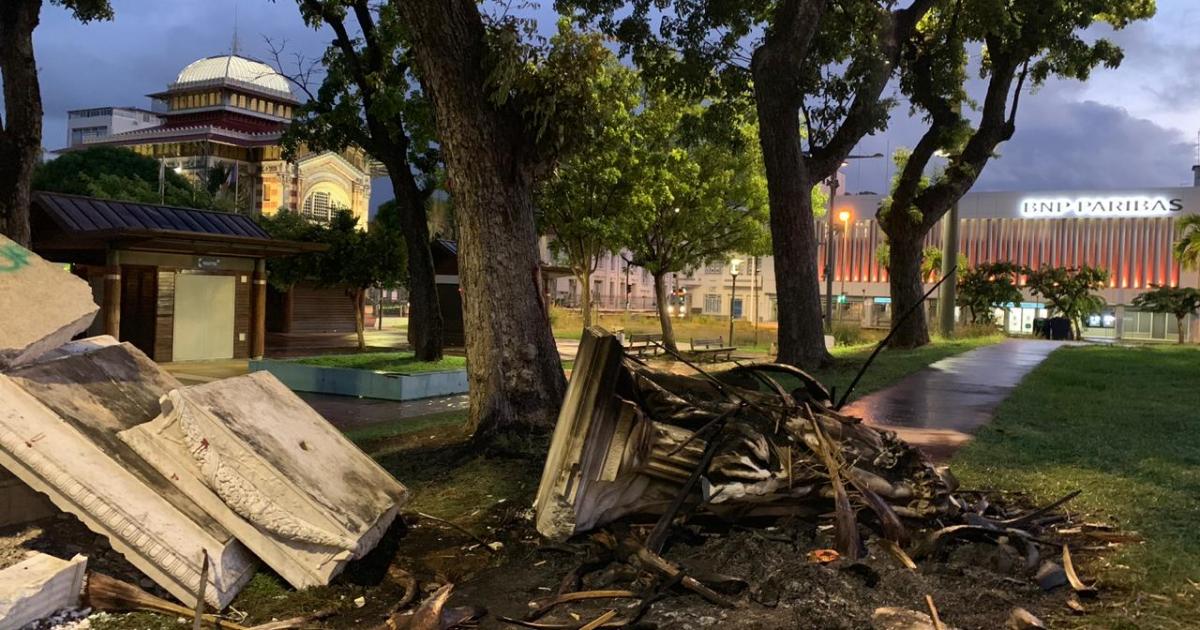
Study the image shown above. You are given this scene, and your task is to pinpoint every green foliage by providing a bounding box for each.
[831,322,868,347]
[956,262,1023,325]
[535,37,641,280]
[1173,215,1200,276]
[289,0,440,187]
[33,146,215,208]
[618,91,770,277]
[1132,285,1200,343]
[257,208,406,293]
[1024,265,1109,338]
[51,0,113,22]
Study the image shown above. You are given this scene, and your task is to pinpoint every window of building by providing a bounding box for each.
[704,294,721,314]
[70,125,108,145]
[705,262,724,274]
[302,191,334,223]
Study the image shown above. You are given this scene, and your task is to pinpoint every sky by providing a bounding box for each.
[24,0,1200,209]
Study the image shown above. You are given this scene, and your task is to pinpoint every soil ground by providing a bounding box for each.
[0,421,1085,630]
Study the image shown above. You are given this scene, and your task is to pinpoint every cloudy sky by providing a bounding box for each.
[27,0,1200,207]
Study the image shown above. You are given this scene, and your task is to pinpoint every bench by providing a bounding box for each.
[689,336,736,362]
[626,333,663,357]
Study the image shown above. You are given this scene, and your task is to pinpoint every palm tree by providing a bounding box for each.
[1175,215,1200,286]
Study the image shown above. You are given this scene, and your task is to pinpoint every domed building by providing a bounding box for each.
[72,53,372,226]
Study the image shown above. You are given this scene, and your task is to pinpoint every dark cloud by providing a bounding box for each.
[18,0,1199,214]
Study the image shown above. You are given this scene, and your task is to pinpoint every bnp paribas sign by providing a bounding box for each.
[1020,195,1185,218]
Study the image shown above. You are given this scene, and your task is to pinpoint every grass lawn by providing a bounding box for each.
[952,344,1200,628]
[294,351,466,373]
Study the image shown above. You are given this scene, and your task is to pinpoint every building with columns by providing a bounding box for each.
[689,186,1200,343]
[67,53,372,227]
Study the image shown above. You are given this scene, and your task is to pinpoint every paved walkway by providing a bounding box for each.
[841,339,1065,461]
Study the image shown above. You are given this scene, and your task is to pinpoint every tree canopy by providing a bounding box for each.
[877,0,1155,347]
[1132,285,1200,344]
[1025,265,1109,340]
[956,262,1023,325]
[33,146,220,208]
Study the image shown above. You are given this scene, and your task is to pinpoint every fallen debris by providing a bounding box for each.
[84,572,249,629]
[0,552,87,630]
[119,373,409,589]
[0,235,97,371]
[1006,607,1046,629]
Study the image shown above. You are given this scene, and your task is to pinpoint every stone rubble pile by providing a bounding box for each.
[0,236,409,620]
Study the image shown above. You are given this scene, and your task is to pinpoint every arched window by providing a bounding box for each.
[302,191,333,223]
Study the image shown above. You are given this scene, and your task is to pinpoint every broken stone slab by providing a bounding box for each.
[119,372,409,589]
[0,235,97,371]
[0,342,256,608]
[0,552,87,630]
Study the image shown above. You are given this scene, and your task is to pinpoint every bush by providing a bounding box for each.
[832,322,869,346]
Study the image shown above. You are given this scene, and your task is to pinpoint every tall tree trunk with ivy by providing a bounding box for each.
[397,0,565,439]
[0,0,43,247]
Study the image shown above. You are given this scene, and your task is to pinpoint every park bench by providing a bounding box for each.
[689,336,736,362]
[626,333,664,357]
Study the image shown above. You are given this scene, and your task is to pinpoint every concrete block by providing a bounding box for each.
[120,372,409,589]
[0,235,97,371]
[0,552,87,630]
[1,343,256,609]
[0,468,57,529]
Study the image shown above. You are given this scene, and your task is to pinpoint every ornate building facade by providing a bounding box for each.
[74,54,371,227]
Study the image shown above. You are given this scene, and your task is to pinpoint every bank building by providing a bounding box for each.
[65,52,372,226]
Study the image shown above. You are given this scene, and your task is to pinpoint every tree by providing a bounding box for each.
[563,0,937,369]
[1,0,112,246]
[258,208,407,350]
[877,0,1153,348]
[1174,215,1200,287]
[619,94,770,351]
[956,262,1022,325]
[285,0,445,361]
[389,10,620,437]
[1025,266,1109,341]
[1132,286,1200,345]
[535,56,640,329]
[33,146,210,207]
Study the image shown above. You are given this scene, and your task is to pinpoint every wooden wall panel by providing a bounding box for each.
[155,270,175,362]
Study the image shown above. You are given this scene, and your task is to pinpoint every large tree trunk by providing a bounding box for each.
[397,0,565,439]
[0,0,43,247]
[652,272,677,352]
[887,233,931,348]
[1178,316,1186,345]
[579,269,593,329]
[390,168,445,361]
[752,69,829,370]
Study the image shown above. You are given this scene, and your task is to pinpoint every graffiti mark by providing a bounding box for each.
[0,243,32,273]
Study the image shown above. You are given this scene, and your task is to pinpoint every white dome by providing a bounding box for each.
[174,55,294,97]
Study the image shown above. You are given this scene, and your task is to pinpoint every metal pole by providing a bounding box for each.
[729,271,738,345]
[938,202,960,337]
[825,177,838,333]
[840,217,849,315]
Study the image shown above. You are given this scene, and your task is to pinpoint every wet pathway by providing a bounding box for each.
[841,339,1065,461]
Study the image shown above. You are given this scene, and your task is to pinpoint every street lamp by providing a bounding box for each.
[822,153,883,333]
[728,258,742,345]
[838,209,852,316]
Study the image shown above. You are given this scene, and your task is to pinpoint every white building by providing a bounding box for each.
[66,107,163,147]
[545,181,1200,343]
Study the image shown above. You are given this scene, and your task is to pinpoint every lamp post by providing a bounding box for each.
[821,153,882,333]
[838,209,851,322]
[824,175,839,333]
[729,259,742,345]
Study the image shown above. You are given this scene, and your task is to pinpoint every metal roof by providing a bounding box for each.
[34,192,270,238]
[173,55,295,99]
[30,192,326,258]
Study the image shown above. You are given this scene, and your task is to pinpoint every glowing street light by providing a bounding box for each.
[729,258,742,344]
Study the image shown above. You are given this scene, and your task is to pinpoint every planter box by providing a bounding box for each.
[249,359,468,401]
